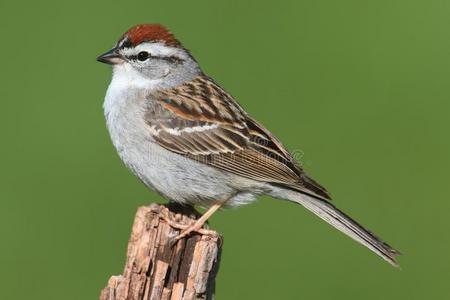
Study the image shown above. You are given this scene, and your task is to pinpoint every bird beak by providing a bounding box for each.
[97,46,123,65]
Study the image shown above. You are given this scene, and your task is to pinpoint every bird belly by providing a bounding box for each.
[116,137,260,207]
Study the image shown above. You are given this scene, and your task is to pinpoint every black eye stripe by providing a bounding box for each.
[159,56,184,64]
[126,53,184,64]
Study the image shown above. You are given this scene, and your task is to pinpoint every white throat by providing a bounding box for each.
[110,63,164,91]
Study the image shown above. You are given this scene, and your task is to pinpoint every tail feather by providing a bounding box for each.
[277,189,401,267]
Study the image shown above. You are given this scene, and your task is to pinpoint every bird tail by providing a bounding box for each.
[277,189,401,267]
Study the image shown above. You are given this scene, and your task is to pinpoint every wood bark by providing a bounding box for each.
[100,203,222,300]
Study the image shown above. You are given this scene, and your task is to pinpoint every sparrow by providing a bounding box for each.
[97,24,400,266]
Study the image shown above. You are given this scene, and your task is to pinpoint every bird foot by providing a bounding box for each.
[170,221,217,248]
[159,210,216,247]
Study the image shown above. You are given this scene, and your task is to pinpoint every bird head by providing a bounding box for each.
[97,24,200,86]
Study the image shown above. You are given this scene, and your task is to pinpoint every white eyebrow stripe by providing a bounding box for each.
[121,42,187,59]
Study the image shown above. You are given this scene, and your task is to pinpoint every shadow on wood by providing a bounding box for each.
[100,203,222,300]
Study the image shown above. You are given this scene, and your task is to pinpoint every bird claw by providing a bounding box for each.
[159,210,216,247]
[169,224,217,248]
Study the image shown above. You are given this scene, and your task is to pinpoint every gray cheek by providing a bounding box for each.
[139,61,171,79]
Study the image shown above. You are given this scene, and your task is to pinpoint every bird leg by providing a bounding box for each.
[170,200,226,244]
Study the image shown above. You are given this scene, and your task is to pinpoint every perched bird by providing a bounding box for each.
[97,24,400,266]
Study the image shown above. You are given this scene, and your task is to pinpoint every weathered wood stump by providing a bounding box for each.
[100,203,222,300]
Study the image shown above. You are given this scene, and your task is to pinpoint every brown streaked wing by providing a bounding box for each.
[150,119,248,156]
[147,75,331,200]
[245,116,331,200]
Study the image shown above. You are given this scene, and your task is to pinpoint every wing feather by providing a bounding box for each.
[145,75,331,200]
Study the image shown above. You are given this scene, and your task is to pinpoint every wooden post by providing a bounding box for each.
[100,203,222,300]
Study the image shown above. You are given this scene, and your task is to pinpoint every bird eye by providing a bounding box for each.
[137,51,149,61]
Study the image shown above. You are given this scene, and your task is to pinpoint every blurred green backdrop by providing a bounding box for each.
[1,0,449,299]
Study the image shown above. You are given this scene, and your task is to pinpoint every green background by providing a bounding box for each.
[1,0,449,299]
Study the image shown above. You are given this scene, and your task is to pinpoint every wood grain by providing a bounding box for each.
[100,203,222,300]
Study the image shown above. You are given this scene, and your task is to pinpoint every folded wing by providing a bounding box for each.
[145,75,331,200]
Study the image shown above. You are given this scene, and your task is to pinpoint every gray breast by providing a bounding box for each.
[103,87,262,206]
